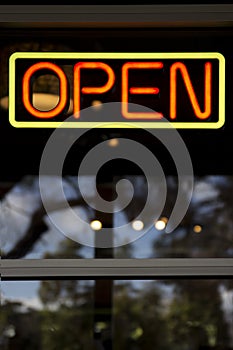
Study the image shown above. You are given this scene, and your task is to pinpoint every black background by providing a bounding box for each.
[0,27,233,180]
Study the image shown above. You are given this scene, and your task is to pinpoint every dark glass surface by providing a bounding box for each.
[0,26,233,179]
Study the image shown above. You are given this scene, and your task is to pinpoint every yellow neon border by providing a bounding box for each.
[9,52,225,129]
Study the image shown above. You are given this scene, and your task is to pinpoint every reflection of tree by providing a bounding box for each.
[2,175,233,259]
[37,239,95,350]
[114,281,170,350]
[114,278,233,350]
[1,278,233,349]
[38,239,85,306]
[2,197,89,259]
[153,175,233,258]
[0,301,42,350]
[150,176,233,350]
[1,175,233,349]
[40,302,94,350]
[165,280,231,350]
[1,175,146,259]
[0,291,94,350]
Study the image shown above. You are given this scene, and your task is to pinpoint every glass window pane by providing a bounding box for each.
[1,279,233,349]
[1,27,233,259]
[113,279,233,350]
[1,175,233,258]
[1,280,95,350]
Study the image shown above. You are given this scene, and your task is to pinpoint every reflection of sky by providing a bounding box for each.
[1,174,231,259]
[1,175,233,345]
[1,278,233,343]
[192,178,219,202]
[1,176,96,257]
[1,280,43,310]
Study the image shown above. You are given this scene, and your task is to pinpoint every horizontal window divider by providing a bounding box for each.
[1,258,233,279]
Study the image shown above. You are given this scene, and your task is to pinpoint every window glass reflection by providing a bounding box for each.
[113,279,233,350]
[1,279,233,349]
[1,280,95,350]
[1,175,233,258]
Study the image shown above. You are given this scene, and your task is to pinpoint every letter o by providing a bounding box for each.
[22,62,68,119]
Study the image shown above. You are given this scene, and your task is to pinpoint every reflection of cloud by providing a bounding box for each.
[0,202,8,248]
[44,206,95,247]
[1,200,31,253]
[220,285,233,315]
[2,174,233,258]
[114,212,139,247]
[25,225,65,258]
[39,175,99,209]
[1,176,41,254]
[1,175,87,257]
[192,180,219,203]
[2,296,43,311]
[219,284,233,346]
[17,297,44,311]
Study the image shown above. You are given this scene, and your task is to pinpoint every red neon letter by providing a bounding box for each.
[170,62,212,120]
[22,62,68,119]
[122,62,164,119]
[73,62,115,119]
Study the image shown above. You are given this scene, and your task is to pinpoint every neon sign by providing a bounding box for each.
[9,52,225,128]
